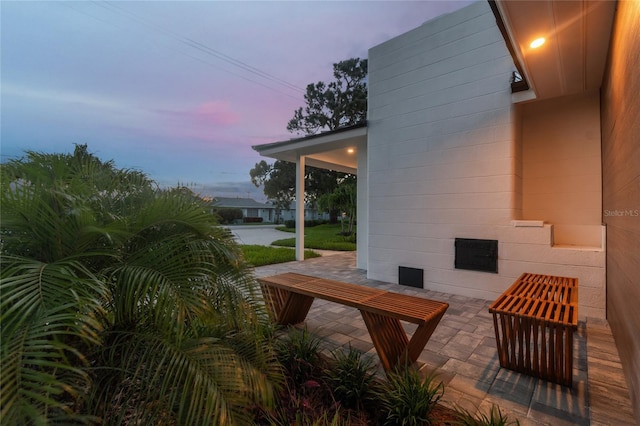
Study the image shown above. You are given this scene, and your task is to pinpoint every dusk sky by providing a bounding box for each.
[1,1,471,200]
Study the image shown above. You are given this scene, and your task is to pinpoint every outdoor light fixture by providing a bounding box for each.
[347,148,355,153]
[530,37,545,48]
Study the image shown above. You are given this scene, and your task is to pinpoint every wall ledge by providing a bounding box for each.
[511,220,544,227]
[552,244,604,252]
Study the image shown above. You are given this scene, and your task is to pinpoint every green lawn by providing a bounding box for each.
[272,223,356,251]
[241,245,320,266]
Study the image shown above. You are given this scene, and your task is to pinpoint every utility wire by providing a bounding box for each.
[92,1,305,96]
[182,36,303,93]
[58,1,303,100]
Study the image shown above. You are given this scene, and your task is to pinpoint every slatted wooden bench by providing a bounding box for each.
[489,273,578,386]
[258,272,449,372]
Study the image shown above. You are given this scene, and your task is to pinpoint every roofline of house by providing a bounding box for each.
[252,121,367,152]
[487,0,530,93]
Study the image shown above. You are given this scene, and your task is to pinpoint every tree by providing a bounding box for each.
[250,160,296,223]
[250,160,348,223]
[251,58,365,221]
[1,145,279,424]
[287,58,367,135]
[317,176,357,235]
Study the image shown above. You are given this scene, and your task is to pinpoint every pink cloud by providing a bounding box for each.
[191,101,240,126]
[156,100,240,128]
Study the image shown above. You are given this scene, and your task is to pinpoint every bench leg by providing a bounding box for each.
[406,309,447,362]
[260,284,289,321]
[278,293,315,325]
[260,284,314,325]
[360,311,409,372]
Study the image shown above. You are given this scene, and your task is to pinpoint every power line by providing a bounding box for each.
[182,36,303,93]
[88,1,305,98]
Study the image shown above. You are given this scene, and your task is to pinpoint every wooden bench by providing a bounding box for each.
[258,273,449,372]
[489,273,578,386]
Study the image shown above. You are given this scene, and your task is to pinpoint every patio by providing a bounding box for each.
[254,252,635,425]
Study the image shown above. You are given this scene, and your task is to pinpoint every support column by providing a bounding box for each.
[295,154,305,261]
[356,142,368,270]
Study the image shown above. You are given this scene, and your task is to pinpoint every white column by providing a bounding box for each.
[356,142,368,270]
[295,154,305,261]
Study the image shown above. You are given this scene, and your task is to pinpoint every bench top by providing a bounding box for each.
[361,292,449,323]
[258,273,448,325]
[519,272,577,287]
[489,273,578,326]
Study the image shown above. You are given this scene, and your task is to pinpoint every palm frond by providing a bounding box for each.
[2,146,281,424]
[91,331,277,425]
[0,257,105,424]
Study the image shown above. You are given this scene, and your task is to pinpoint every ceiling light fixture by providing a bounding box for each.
[530,37,545,49]
[347,148,355,154]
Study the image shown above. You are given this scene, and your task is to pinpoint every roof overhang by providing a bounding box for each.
[252,123,366,174]
[493,0,616,102]
[253,2,618,170]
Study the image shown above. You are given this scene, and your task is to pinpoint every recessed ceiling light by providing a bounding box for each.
[347,148,355,154]
[530,37,545,49]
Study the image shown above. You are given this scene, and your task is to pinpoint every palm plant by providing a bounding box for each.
[1,145,280,425]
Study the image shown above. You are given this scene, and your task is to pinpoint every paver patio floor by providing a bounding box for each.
[254,252,635,425]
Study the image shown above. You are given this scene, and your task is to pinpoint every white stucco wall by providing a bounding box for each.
[367,1,516,288]
[365,0,605,318]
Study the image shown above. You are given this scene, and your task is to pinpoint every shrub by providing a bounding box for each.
[453,404,520,426]
[276,326,323,385]
[215,207,243,224]
[243,216,264,223]
[325,346,377,411]
[376,365,444,426]
[283,219,328,229]
[267,327,332,425]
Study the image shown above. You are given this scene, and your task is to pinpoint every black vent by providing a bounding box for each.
[398,266,423,288]
[455,238,498,273]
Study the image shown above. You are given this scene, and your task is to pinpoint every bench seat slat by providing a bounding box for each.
[289,278,385,307]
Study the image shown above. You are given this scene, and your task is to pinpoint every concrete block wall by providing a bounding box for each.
[367,1,516,291]
[498,223,605,319]
[365,1,606,318]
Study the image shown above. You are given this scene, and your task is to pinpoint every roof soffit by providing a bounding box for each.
[496,0,616,101]
[252,125,366,174]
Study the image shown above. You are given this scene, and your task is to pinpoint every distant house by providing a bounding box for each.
[211,197,273,222]
[211,197,329,223]
[274,201,330,223]
[254,1,639,419]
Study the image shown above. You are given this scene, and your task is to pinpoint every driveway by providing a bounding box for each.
[225,224,291,246]
[226,224,342,257]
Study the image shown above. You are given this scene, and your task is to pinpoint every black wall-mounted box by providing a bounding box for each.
[454,238,498,273]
